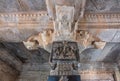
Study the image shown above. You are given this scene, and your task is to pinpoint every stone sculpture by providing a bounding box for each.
[48,41,80,81]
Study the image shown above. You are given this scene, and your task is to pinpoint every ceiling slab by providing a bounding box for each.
[85,0,120,13]
[0,0,46,12]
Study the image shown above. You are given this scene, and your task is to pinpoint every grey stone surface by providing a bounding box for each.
[17,62,117,81]
[85,0,120,12]
[0,0,119,81]
[80,43,120,62]
[97,29,118,42]
[0,60,19,81]
[0,42,50,81]
[0,42,119,81]
[0,0,120,13]
[0,0,46,12]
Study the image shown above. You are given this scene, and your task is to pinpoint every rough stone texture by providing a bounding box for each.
[0,42,50,81]
[0,0,120,13]
[80,43,120,62]
[0,42,119,81]
[83,63,118,80]
[0,42,50,64]
[0,12,52,42]
[1,42,30,63]
[0,13,120,43]
[103,43,120,62]
[0,0,120,81]
[0,43,24,71]
[85,0,120,12]
[17,62,117,81]
[118,61,120,70]
[17,63,50,81]
[0,42,50,75]
[29,48,50,64]
[45,0,86,20]
[0,60,19,81]
[0,48,22,71]
[114,68,120,81]
[0,0,46,12]
[0,0,119,43]
[117,56,120,70]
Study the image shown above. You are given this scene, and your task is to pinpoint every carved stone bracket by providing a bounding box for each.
[23,28,106,50]
[23,29,53,50]
[76,30,106,49]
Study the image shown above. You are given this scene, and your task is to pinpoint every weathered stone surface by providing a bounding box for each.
[79,63,116,81]
[0,12,53,42]
[0,60,19,81]
[85,0,120,12]
[0,12,119,44]
[29,48,50,64]
[78,13,120,29]
[45,0,86,21]
[2,42,30,62]
[17,62,117,81]
[80,43,120,62]
[0,0,120,81]
[114,67,120,81]
[0,43,23,71]
[0,42,119,81]
[0,48,22,71]
[0,42,50,81]
[0,42,50,75]
[17,63,50,81]
[1,42,50,64]
[0,0,46,12]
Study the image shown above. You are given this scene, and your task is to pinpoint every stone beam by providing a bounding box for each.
[0,12,120,42]
[96,43,116,61]
[0,12,53,42]
[80,43,120,62]
[78,13,120,30]
[0,12,120,30]
[17,62,116,81]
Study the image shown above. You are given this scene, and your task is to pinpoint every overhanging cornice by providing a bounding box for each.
[78,13,120,30]
[0,12,120,42]
[0,12,120,30]
[0,11,53,30]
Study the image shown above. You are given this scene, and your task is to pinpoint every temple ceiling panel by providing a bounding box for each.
[85,0,120,12]
[0,0,46,12]
[0,0,120,72]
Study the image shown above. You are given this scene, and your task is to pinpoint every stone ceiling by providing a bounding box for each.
[0,0,120,72]
[85,0,120,12]
[0,0,119,13]
[0,0,46,12]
